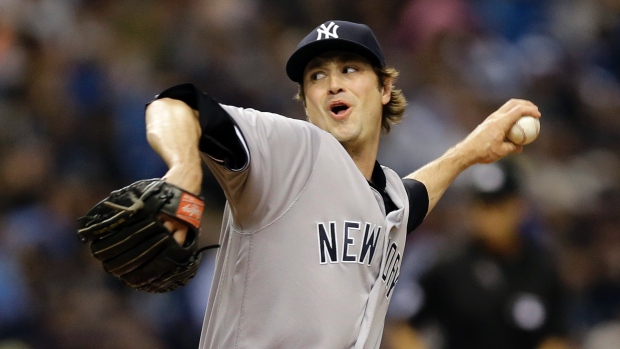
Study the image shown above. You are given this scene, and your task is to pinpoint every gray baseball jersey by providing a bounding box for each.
[197,104,412,349]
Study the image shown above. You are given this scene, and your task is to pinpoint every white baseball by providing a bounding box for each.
[507,116,540,145]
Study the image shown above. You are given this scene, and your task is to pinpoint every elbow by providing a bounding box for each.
[146,98,200,127]
[147,97,193,115]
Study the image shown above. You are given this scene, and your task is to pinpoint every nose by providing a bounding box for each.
[328,74,344,95]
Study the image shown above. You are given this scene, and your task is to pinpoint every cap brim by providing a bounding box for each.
[286,39,383,83]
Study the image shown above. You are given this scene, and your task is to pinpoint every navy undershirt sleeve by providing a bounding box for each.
[402,178,429,234]
[148,83,248,171]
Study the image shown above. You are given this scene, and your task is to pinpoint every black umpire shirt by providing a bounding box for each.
[409,238,568,349]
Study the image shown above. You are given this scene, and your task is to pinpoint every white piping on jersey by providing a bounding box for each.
[233,125,251,172]
[204,125,251,172]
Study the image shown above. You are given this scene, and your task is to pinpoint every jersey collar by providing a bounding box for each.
[368,161,386,191]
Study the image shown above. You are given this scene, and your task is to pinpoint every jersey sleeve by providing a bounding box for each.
[150,83,249,171]
[151,84,321,231]
[213,105,320,231]
[402,178,429,233]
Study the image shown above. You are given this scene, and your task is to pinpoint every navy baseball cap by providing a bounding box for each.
[286,20,386,83]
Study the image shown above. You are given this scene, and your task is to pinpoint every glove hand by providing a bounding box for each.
[159,212,189,245]
[77,179,218,293]
[161,164,203,246]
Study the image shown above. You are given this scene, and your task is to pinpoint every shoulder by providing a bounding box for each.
[222,105,326,134]
[219,105,303,125]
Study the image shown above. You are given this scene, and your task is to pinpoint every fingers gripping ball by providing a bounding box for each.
[507,116,540,145]
[77,179,219,293]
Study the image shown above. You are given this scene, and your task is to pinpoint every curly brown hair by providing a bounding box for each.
[295,65,407,134]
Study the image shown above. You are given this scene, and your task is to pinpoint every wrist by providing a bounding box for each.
[445,142,477,172]
[163,163,203,195]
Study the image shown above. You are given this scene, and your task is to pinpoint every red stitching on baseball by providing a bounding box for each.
[518,124,526,144]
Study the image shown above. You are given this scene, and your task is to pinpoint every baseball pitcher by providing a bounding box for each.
[78,20,541,349]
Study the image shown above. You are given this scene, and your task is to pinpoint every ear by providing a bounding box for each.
[381,77,392,106]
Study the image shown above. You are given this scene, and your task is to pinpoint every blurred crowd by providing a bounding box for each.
[0,0,618,348]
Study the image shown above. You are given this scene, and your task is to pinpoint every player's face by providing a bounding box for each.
[302,52,391,152]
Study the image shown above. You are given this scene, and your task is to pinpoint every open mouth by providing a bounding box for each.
[328,101,350,116]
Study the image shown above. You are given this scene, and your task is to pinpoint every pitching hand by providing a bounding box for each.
[457,99,541,165]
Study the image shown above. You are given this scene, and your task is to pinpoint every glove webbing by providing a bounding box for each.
[77,182,158,242]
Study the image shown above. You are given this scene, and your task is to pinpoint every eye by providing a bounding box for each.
[311,71,326,81]
[343,66,358,74]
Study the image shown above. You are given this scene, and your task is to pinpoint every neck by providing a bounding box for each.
[343,143,378,181]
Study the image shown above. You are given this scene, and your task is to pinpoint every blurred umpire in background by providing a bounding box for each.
[387,159,572,349]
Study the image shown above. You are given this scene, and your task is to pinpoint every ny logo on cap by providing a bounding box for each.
[316,22,339,40]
